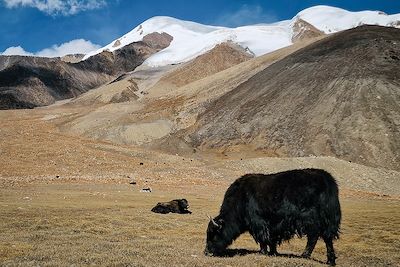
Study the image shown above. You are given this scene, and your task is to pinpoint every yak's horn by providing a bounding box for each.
[207,215,219,227]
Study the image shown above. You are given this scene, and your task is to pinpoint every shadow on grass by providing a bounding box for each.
[220,248,259,257]
[218,249,326,265]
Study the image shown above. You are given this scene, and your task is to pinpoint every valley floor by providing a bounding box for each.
[0,109,399,266]
[1,183,399,266]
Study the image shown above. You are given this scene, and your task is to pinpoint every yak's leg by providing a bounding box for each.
[260,242,277,256]
[323,236,336,266]
[260,243,268,255]
[301,234,318,258]
[249,221,271,255]
[268,241,278,256]
[261,235,278,256]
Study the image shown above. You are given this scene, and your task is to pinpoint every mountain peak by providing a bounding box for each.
[296,5,400,33]
[83,5,400,66]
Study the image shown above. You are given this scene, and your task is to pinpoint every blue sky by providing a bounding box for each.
[1,0,399,56]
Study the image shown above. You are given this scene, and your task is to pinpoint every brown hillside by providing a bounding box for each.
[0,33,172,109]
[188,25,400,171]
[159,42,253,87]
[59,37,322,149]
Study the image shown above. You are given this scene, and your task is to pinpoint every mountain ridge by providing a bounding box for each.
[83,5,400,67]
[0,34,172,109]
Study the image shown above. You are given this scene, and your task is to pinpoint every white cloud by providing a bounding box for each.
[2,46,33,56]
[215,5,278,27]
[1,39,101,57]
[36,39,101,57]
[2,0,106,16]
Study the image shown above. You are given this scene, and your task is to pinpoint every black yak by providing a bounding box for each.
[205,169,341,265]
[151,199,192,214]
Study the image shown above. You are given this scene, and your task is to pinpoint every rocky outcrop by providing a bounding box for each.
[60,54,85,63]
[291,18,325,43]
[159,42,253,88]
[143,32,174,50]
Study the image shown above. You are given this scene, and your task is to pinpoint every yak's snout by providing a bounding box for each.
[204,248,213,257]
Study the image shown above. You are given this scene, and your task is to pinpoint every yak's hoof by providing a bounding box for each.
[260,250,277,256]
[301,252,311,259]
[327,260,336,266]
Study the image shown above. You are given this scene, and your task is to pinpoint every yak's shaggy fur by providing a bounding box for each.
[151,199,192,214]
[205,169,341,265]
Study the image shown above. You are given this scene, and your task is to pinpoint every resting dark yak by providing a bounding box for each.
[151,199,192,214]
[205,169,341,265]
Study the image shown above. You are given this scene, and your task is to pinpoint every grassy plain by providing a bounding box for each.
[1,183,399,266]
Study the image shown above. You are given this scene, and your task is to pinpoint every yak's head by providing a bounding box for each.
[177,199,189,210]
[204,216,227,256]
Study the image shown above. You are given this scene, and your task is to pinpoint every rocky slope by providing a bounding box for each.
[0,33,172,109]
[157,42,253,88]
[0,56,112,109]
[56,37,324,152]
[55,42,255,145]
[187,25,400,171]
[60,54,85,63]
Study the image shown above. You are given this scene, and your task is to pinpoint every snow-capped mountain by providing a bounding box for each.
[82,16,294,65]
[83,5,400,66]
[296,5,400,33]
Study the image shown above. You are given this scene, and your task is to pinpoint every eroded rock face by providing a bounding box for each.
[142,32,173,50]
[291,18,325,43]
[60,54,85,63]
[112,40,121,48]
[389,20,400,28]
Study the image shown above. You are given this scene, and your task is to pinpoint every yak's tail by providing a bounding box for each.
[320,174,341,239]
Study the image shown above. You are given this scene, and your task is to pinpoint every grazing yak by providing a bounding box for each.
[151,199,192,214]
[205,169,341,266]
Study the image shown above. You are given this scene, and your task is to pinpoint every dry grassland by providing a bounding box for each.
[0,109,399,266]
[0,183,399,266]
